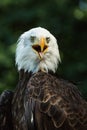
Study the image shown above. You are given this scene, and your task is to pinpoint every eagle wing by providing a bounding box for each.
[0,90,13,130]
[27,72,87,130]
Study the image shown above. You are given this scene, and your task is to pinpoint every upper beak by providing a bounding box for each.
[32,38,48,53]
[40,38,46,52]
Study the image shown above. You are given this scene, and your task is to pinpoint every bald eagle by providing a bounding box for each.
[11,27,87,130]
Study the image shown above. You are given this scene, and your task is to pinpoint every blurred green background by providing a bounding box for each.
[0,0,87,99]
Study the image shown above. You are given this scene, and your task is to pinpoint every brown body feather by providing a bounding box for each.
[0,90,13,130]
[12,71,87,130]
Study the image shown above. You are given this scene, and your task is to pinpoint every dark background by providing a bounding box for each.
[0,0,87,99]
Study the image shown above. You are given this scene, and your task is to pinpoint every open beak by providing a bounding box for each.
[32,38,48,58]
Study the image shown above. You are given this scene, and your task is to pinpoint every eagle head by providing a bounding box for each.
[16,27,61,73]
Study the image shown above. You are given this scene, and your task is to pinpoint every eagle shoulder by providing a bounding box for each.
[27,72,87,130]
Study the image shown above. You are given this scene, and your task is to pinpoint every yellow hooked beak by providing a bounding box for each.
[32,37,48,58]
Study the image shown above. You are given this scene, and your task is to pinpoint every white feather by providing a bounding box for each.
[16,27,61,73]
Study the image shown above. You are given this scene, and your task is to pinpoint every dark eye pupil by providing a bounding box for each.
[30,36,35,42]
[46,37,50,43]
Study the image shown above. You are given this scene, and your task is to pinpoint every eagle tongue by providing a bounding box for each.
[39,52,43,59]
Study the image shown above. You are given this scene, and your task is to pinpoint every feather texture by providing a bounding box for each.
[0,90,13,130]
[12,71,87,130]
[27,72,87,130]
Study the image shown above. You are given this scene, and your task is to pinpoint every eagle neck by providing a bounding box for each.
[19,69,32,81]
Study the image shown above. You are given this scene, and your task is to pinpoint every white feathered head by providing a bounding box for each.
[16,27,61,73]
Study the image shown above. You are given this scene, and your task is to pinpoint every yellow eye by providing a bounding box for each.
[46,37,50,44]
[30,36,36,43]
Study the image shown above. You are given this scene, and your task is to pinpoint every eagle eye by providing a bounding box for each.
[46,37,50,44]
[30,36,36,43]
